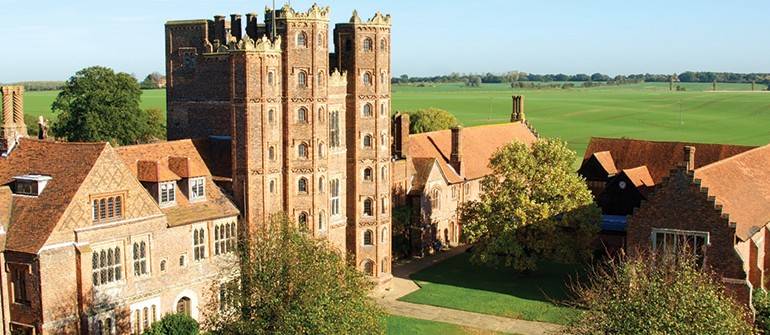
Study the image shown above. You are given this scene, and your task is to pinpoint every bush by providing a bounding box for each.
[568,252,753,334]
[755,289,770,333]
[406,108,459,134]
[143,313,199,335]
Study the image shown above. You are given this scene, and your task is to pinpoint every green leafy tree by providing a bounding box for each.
[51,66,164,145]
[568,252,753,334]
[204,215,384,335]
[407,108,459,134]
[143,313,200,335]
[460,138,600,271]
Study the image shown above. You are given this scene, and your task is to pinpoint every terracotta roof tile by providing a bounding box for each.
[0,139,107,253]
[582,137,755,183]
[116,140,239,226]
[621,166,654,188]
[593,151,618,175]
[137,160,181,182]
[694,144,770,240]
[408,122,537,183]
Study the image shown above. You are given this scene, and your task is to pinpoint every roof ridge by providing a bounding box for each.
[590,136,755,148]
[409,122,520,138]
[695,143,770,172]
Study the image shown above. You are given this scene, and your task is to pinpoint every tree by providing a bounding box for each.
[51,66,164,145]
[143,313,200,335]
[140,72,166,89]
[204,215,384,335]
[460,138,600,271]
[406,108,460,134]
[567,252,753,334]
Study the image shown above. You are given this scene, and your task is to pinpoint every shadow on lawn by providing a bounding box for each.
[408,251,584,303]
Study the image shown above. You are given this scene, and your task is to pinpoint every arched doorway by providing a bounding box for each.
[176,297,191,316]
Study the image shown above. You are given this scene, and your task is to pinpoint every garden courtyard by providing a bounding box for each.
[381,247,580,334]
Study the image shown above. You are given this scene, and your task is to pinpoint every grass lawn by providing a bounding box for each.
[18,82,770,159]
[399,252,582,325]
[385,314,508,335]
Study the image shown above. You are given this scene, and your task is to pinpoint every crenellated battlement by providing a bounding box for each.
[348,10,392,26]
[228,35,282,53]
[266,3,330,21]
[328,69,348,87]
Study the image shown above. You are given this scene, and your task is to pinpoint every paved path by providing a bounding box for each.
[377,246,565,335]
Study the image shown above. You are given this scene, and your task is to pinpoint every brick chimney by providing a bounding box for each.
[450,126,463,175]
[245,13,258,39]
[230,14,242,41]
[511,95,525,122]
[213,15,227,45]
[683,146,696,171]
[1,86,27,155]
[393,113,410,159]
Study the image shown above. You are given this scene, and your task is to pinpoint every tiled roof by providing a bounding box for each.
[0,139,107,253]
[137,160,181,182]
[0,186,12,250]
[621,166,654,188]
[593,151,618,175]
[694,144,770,240]
[115,140,239,226]
[408,122,537,183]
[583,137,755,183]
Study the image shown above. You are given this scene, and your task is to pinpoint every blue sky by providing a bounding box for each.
[1,0,769,82]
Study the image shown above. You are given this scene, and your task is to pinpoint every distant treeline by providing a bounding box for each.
[392,71,770,85]
[1,81,66,91]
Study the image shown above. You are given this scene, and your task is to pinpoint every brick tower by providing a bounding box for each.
[164,5,391,283]
[333,10,393,283]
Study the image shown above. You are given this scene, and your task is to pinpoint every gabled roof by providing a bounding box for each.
[116,140,239,226]
[408,122,537,183]
[620,166,654,188]
[0,139,108,253]
[694,144,770,240]
[583,137,755,183]
[593,151,618,175]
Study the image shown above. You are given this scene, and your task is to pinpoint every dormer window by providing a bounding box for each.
[189,177,205,201]
[12,175,52,196]
[159,181,176,207]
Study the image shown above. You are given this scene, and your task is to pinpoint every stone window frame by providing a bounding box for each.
[362,259,375,276]
[214,218,237,256]
[318,176,325,193]
[380,132,388,148]
[430,187,441,210]
[380,101,387,116]
[297,142,309,159]
[380,165,387,182]
[317,32,325,47]
[381,227,388,244]
[91,242,124,288]
[296,31,308,48]
[362,72,373,86]
[330,178,341,216]
[318,210,326,231]
[159,259,167,272]
[269,179,277,194]
[380,196,388,215]
[363,167,373,182]
[268,109,276,123]
[318,141,326,158]
[91,192,126,224]
[297,70,308,88]
[362,133,373,149]
[268,145,276,161]
[189,177,206,202]
[298,177,309,194]
[298,212,309,232]
[297,107,309,123]
[651,228,710,265]
[317,70,324,86]
[380,38,387,52]
[362,103,373,117]
[363,229,374,246]
[9,263,30,304]
[130,297,160,335]
[90,310,116,335]
[363,37,374,52]
[329,110,341,147]
[267,70,276,86]
[131,235,151,278]
[192,223,207,262]
[363,197,374,217]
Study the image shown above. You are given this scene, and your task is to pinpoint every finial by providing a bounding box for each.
[350,10,361,23]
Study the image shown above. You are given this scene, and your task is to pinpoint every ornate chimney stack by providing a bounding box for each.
[1,86,27,155]
[213,15,227,45]
[450,126,464,175]
[394,113,410,159]
[230,14,242,41]
[683,146,696,171]
[245,13,258,39]
[511,95,525,122]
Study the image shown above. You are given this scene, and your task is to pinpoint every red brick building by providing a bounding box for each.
[627,144,770,307]
[164,4,393,284]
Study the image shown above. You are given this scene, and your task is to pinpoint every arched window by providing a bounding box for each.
[268,109,275,123]
[380,103,386,116]
[176,297,191,316]
[380,38,387,51]
[363,72,372,86]
[363,260,374,276]
[381,258,388,273]
[330,179,340,215]
[298,178,308,193]
[318,211,326,231]
[268,71,275,86]
[380,133,387,147]
[268,146,275,161]
[380,197,387,214]
[298,143,308,159]
[431,188,441,210]
[362,103,373,117]
[269,180,276,193]
[298,107,308,123]
[363,198,373,216]
[298,212,308,231]
[317,71,324,86]
[160,260,166,272]
[318,142,325,158]
[363,167,373,181]
[381,166,387,181]
[381,227,388,243]
[319,176,325,193]
[298,71,307,88]
[296,31,307,47]
[363,229,374,245]
[363,37,373,52]
[318,108,325,122]
[363,134,372,148]
[317,33,324,47]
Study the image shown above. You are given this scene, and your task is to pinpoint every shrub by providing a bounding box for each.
[406,108,459,134]
[143,313,199,335]
[755,289,770,333]
[567,251,753,334]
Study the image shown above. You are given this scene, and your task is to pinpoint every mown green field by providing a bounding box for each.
[20,82,770,157]
[385,315,508,335]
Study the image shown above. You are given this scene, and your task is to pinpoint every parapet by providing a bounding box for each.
[347,10,392,26]
[265,3,330,21]
[329,69,348,87]
[229,35,282,53]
